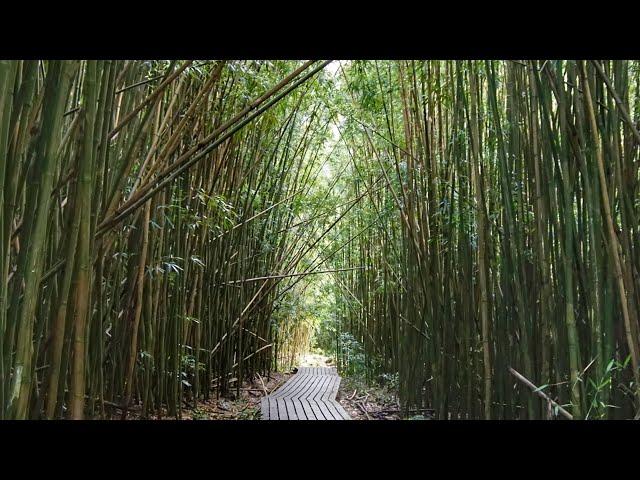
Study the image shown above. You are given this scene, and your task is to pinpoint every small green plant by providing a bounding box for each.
[380,372,399,391]
[191,408,208,420]
[338,332,367,377]
[585,355,631,420]
[238,407,259,420]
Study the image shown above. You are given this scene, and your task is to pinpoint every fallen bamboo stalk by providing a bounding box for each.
[256,372,268,396]
[378,408,435,414]
[508,367,573,420]
[356,401,371,420]
[268,378,286,395]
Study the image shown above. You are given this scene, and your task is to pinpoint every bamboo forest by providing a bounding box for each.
[2,59,640,421]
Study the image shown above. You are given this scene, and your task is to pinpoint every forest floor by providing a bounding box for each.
[337,375,403,420]
[125,371,292,420]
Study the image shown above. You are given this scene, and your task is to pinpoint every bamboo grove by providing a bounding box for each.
[0,59,344,419]
[330,60,640,420]
[2,59,640,421]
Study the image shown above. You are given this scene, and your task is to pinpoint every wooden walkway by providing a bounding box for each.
[260,367,351,420]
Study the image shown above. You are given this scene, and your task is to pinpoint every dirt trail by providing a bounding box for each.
[299,352,334,368]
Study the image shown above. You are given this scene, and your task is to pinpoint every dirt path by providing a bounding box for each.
[299,352,335,368]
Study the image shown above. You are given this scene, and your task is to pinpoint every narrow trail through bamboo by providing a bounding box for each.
[2,59,640,420]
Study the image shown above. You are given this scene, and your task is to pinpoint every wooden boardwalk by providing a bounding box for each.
[260,367,351,420]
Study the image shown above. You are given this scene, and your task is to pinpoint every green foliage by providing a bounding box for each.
[585,356,632,420]
[191,408,209,420]
[336,332,369,377]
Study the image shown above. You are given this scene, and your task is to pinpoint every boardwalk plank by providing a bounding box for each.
[305,376,328,420]
[271,375,303,398]
[287,374,315,399]
[299,375,324,420]
[299,397,317,420]
[269,397,279,420]
[260,365,351,420]
[321,376,342,419]
[291,397,308,419]
[277,398,288,420]
[285,398,298,420]
[323,375,344,419]
[332,400,352,419]
[312,375,335,420]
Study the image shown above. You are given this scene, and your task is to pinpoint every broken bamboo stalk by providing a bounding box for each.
[508,367,573,420]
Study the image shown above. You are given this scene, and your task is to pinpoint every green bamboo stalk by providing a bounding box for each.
[8,61,76,419]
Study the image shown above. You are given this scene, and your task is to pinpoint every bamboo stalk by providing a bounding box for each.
[508,367,573,420]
